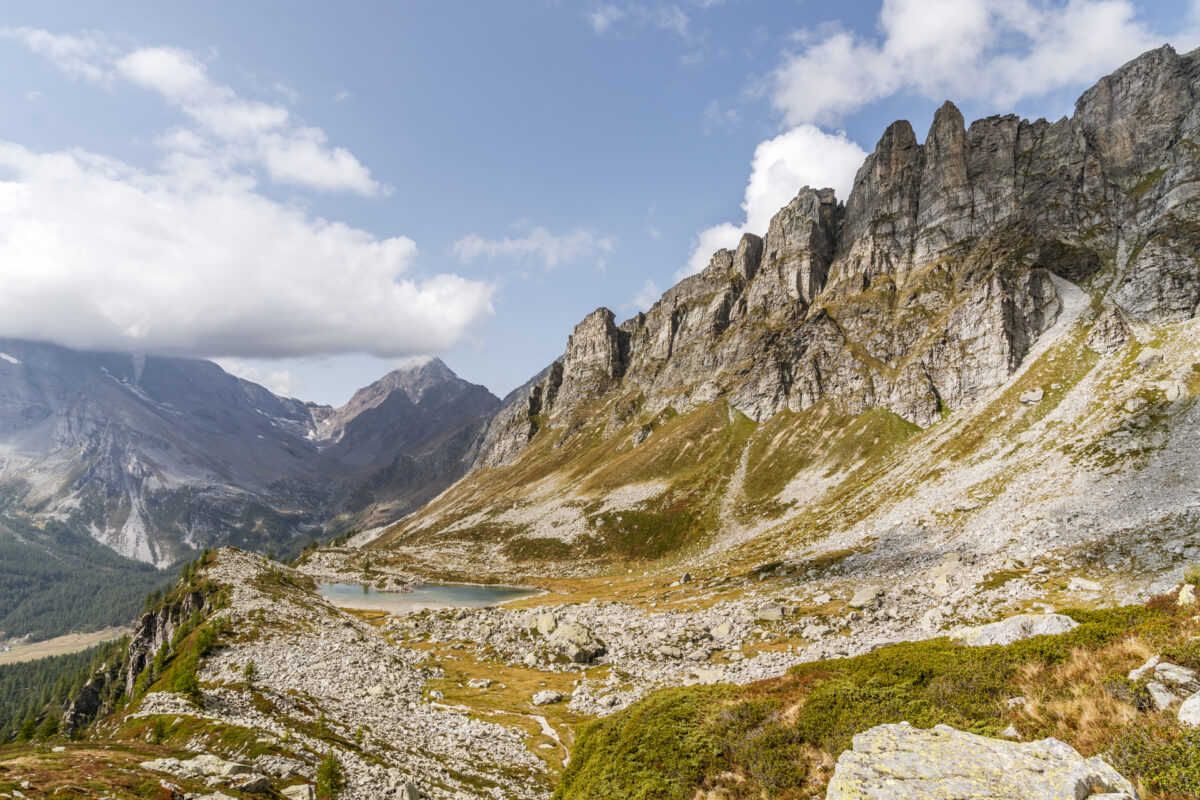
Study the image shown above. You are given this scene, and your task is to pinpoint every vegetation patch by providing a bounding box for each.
[557,603,1188,800]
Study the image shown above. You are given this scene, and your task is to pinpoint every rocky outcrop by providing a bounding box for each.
[123,588,210,697]
[950,613,1079,647]
[61,655,125,733]
[826,723,1138,800]
[477,45,1200,467]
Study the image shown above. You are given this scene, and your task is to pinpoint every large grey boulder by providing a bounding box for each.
[950,613,1078,647]
[826,723,1139,800]
[1179,693,1200,727]
[547,620,606,663]
[849,587,884,609]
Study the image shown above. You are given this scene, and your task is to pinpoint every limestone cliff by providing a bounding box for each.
[479,45,1200,466]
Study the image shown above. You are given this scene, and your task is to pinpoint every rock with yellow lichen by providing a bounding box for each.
[826,723,1138,800]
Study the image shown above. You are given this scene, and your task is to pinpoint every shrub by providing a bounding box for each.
[171,659,202,706]
[554,686,732,800]
[37,713,59,741]
[242,660,258,687]
[150,716,168,745]
[1102,676,1153,711]
[1164,637,1200,671]
[1108,719,1200,796]
[316,750,346,799]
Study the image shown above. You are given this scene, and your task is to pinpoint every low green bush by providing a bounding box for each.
[557,605,1172,800]
[1108,719,1200,796]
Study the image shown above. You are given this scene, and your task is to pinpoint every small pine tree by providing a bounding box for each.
[171,659,202,706]
[316,750,346,799]
[37,713,59,741]
[242,660,258,687]
[152,641,170,674]
[16,716,36,743]
[150,716,168,744]
[193,625,217,658]
[316,711,331,739]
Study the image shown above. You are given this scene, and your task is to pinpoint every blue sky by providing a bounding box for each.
[0,0,1196,404]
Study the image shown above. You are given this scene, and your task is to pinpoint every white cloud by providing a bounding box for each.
[629,279,662,311]
[589,5,626,34]
[587,4,691,38]
[681,125,867,277]
[703,100,740,133]
[4,29,382,196]
[454,222,616,270]
[333,90,352,103]
[0,142,493,359]
[217,360,300,396]
[771,0,1181,126]
[1,27,115,83]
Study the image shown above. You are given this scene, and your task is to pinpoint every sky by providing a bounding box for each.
[0,0,1197,405]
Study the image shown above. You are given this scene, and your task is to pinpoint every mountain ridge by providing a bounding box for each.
[0,339,499,568]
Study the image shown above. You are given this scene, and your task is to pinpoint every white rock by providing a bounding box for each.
[1154,662,1200,692]
[1178,584,1197,606]
[1124,396,1148,413]
[1135,348,1163,369]
[535,612,557,636]
[825,723,1138,800]
[756,603,786,621]
[1068,577,1103,592]
[1128,655,1160,681]
[848,587,883,609]
[1179,693,1200,727]
[282,786,315,800]
[1019,388,1045,405]
[1147,681,1180,711]
[950,613,1078,647]
[532,690,563,706]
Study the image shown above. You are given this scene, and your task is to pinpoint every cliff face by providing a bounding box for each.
[479,45,1200,465]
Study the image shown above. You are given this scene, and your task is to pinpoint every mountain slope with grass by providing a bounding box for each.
[373,45,1200,598]
[5,43,1200,800]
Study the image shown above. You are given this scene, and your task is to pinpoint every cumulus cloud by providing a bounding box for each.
[217,360,301,397]
[0,140,492,359]
[0,29,479,360]
[454,222,616,270]
[4,29,383,196]
[680,125,867,277]
[771,0,1182,126]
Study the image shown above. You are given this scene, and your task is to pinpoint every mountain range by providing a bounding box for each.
[4,43,1200,800]
[0,341,498,567]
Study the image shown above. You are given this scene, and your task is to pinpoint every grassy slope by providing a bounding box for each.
[557,593,1200,800]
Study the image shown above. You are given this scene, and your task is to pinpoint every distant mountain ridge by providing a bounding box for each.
[0,340,499,565]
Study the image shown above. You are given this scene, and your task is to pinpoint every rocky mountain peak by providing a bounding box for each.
[475,44,1200,468]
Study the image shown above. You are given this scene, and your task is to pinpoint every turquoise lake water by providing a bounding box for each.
[318,581,537,613]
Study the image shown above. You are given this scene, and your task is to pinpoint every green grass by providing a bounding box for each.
[556,604,1182,800]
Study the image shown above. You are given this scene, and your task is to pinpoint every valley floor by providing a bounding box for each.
[0,627,129,666]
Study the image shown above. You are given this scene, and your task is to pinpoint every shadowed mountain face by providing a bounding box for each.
[0,341,499,565]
